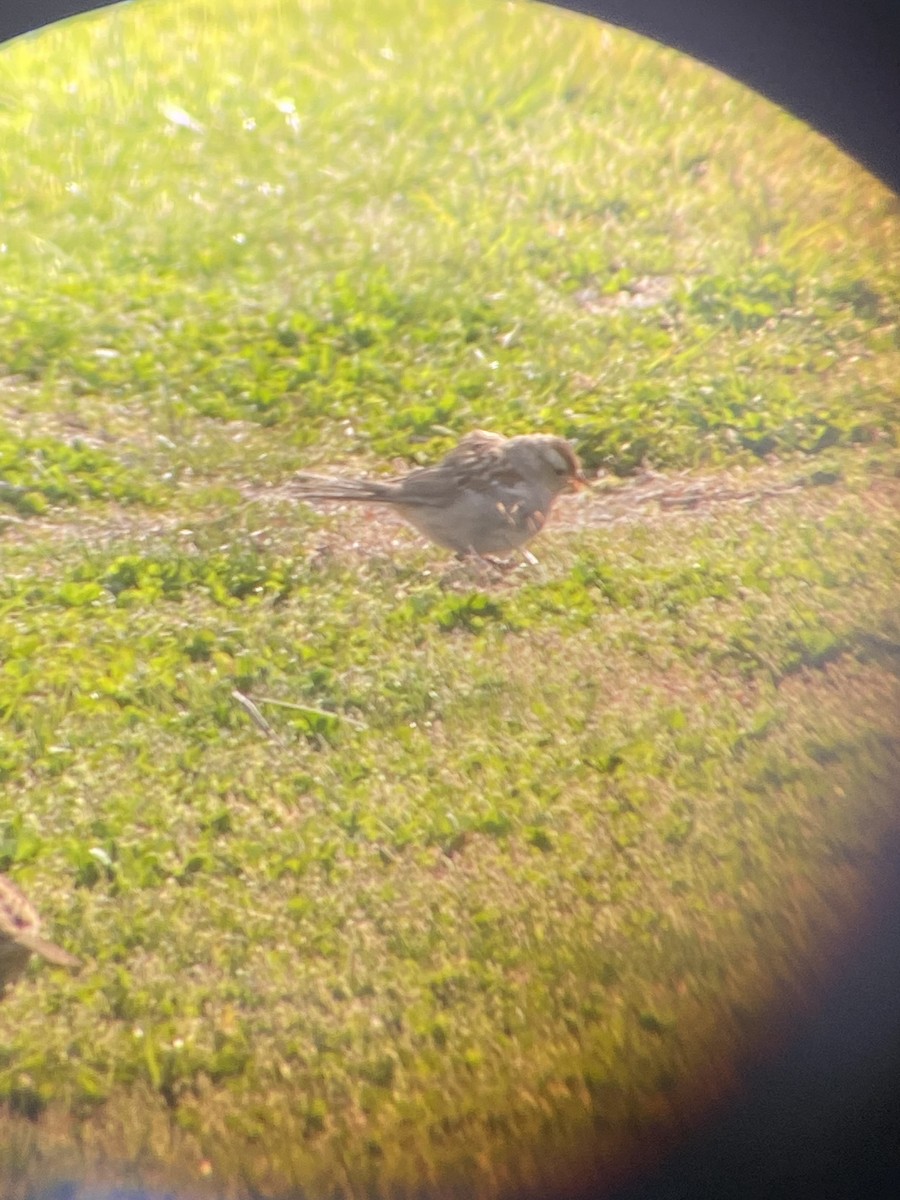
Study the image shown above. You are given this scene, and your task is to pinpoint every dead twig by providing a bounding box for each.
[254,694,366,730]
[232,689,285,744]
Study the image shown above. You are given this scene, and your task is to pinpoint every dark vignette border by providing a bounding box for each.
[1,2,899,1199]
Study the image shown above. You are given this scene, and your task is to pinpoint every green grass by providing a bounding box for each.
[0,0,898,1196]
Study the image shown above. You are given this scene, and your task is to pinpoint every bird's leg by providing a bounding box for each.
[478,543,541,569]
[479,554,522,571]
[464,545,540,571]
[440,549,506,586]
[440,543,539,587]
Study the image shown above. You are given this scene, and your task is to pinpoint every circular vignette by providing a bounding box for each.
[0,4,898,1200]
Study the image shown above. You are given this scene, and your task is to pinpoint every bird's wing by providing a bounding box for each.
[438,429,507,467]
[396,431,523,504]
[295,432,517,507]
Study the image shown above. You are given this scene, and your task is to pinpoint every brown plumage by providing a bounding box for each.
[295,430,586,557]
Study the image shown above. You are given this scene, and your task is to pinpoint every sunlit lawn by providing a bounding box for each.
[0,0,898,1196]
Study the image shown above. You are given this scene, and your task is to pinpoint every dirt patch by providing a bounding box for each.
[246,459,869,543]
[574,274,677,314]
[3,458,895,566]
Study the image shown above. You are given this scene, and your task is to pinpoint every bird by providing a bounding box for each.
[0,874,81,992]
[294,430,586,559]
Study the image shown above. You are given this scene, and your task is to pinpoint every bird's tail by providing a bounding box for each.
[293,473,399,503]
